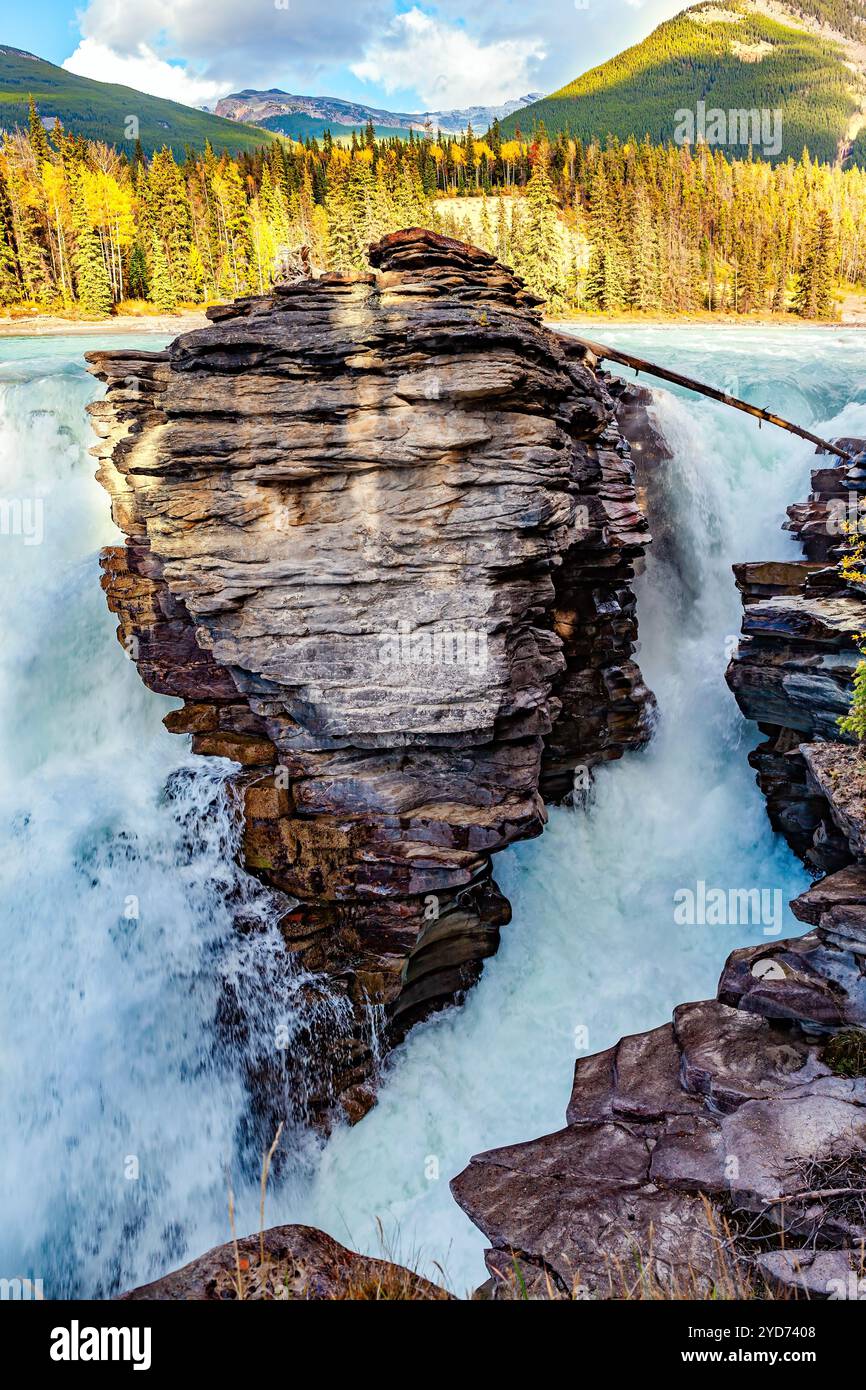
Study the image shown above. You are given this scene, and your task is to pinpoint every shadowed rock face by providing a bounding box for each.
[86,228,652,1119]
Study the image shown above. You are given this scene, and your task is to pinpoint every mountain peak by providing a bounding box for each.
[214,89,545,138]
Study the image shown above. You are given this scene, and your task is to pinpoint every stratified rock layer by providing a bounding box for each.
[87,229,652,1117]
[726,440,866,871]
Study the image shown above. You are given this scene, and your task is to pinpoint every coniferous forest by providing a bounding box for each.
[0,100,861,320]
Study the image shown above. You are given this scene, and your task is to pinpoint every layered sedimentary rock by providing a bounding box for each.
[87,228,652,1118]
[725,440,866,870]
[451,869,866,1299]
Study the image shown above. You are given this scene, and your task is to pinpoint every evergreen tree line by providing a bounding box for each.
[442,133,861,319]
[0,99,861,320]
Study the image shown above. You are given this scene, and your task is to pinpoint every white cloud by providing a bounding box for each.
[61,0,686,114]
[65,0,395,94]
[351,8,546,110]
[63,38,229,107]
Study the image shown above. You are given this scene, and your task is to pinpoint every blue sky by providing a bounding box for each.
[3,1,686,113]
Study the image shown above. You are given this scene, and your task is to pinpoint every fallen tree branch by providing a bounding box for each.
[572,335,855,462]
[768,1187,866,1204]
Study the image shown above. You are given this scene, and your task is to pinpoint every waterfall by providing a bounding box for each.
[0,342,343,1297]
[1,328,865,1299]
[269,327,866,1291]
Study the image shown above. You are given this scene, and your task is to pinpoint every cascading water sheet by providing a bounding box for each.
[0,340,334,1296]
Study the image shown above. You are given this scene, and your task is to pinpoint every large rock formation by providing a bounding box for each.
[86,229,652,1120]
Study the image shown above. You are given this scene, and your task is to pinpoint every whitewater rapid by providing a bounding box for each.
[0,340,342,1296]
[1,327,864,1298]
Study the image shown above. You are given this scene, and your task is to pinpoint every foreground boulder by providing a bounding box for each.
[86,229,652,1120]
[121,1225,449,1301]
[451,872,866,1299]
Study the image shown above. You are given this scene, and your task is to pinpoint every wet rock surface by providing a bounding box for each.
[86,229,652,1117]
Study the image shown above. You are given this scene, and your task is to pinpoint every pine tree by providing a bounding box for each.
[0,163,23,304]
[627,186,661,312]
[0,213,20,304]
[148,148,195,301]
[65,159,111,315]
[478,192,493,254]
[128,241,149,299]
[517,151,568,309]
[495,192,509,265]
[73,226,112,315]
[583,162,627,310]
[149,235,176,310]
[28,97,51,164]
[793,210,836,319]
[347,154,377,267]
[324,160,355,272]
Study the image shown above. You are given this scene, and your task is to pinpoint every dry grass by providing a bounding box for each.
[824,1029,866,1079]
[486,1198,770,1301]
[211,1250,450,1300]
[221,1133,451,1300]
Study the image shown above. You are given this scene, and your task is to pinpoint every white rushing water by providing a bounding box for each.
[1,327,865,1298]
[0,339,346,1297]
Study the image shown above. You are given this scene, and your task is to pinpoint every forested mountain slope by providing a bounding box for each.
[0,46,272,155]
[501,1,866,166]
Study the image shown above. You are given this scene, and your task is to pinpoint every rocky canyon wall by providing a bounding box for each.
[86,229,653,1121]
[726,438,866,871]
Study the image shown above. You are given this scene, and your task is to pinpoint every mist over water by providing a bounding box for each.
[1,327,864,1298]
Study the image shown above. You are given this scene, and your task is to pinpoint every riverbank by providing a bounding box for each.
[555,303,866,331]
[2,295,865,337]
[0,310,209,336]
